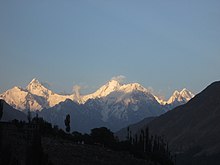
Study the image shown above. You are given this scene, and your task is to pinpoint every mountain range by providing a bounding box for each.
[1,80,220,164]
[0,78,194,132]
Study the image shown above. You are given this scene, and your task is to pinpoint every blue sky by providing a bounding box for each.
[0,0,220,98]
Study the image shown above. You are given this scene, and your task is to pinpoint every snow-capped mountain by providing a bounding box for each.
[154,96,167,105]
[82,80,149,101]
[0,78,73,111]
[0,86,45,111]
[83,82,193,130]
[82,80,122,102]
[83,81,163,124]
[85,82,163,121]
[167,88,194,105]
[0,78,194,112]
[26,78,73,107]
[0,78,194,132]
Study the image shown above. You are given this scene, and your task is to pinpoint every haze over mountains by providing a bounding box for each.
[0,78,194,132]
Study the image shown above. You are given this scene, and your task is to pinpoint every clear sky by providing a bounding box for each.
[0,0,220,99]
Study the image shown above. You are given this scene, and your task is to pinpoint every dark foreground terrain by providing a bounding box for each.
[0,98,174,165]
[42,137,151,165]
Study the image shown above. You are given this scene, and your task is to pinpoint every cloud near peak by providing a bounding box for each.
[111,75,126,83]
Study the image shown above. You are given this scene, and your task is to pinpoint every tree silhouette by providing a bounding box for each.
[27,110,32,123]
[90,127,116,147]
[120,127,174,165]
[64,114,70,133]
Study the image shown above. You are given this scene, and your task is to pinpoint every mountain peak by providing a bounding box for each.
[173,90,180,96]
[167,88,194,104]
[81,79,122,101]
[82,81,152,103]
[26,78,49,98]
[94,79,122,97]
[107,79,122,87]
[179,88,194,101]
[180,88,189,94]
[29,78,41,85]
[120,83,148,93]
[27,78,43,90]
[12,86,23,91]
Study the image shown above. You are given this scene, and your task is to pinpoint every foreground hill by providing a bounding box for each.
[0,99,27,122]
[42,137,151,165]
[144,81,220,162]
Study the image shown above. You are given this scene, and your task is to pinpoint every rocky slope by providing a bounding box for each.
[144,81,220,155]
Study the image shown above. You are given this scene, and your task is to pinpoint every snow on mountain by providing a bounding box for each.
[82,81,164,123]
[167,88,194,105]
[0,78,194,117]
[98,88,164,122]
[27,78,48,98]
[0,86,45,111]
[0,78,74,111]
[83,82,165,131]
[0,78,195,132]
[153,96,167,105]
[82,81,150,102]
[101,82,154,107]
[26,78,73,107]
[179,88,195,101]
[82,80,121,102]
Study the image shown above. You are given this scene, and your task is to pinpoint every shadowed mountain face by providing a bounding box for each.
[0,99,27,122]
[39,99,106,133]
[83,90,164,131]
[145,81,220,156]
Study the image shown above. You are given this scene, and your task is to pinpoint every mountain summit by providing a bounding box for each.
[82,80,150,102]
[26,78,50,98]
[167,88,194,105]
[82,80,122,102]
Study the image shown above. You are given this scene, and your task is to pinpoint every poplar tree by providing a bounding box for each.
[64,114,71,133]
